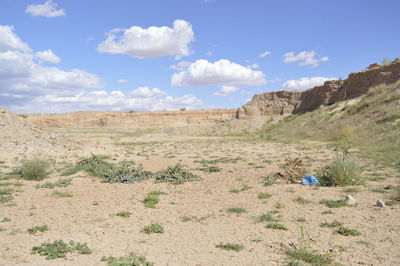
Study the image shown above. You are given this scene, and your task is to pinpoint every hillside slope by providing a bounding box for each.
[259,81,400,169]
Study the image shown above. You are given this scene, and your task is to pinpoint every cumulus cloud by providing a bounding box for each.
[97,20,194,59]
[171,59,266,87]
[0,26,31,52]
[283,51,328,67]
[247,63,260,69]
[35,49,61,64]
[25,0,66,18]
[10,89,202,113]
[213,86,239,96]
[258,51,271,58]
[282,76,336,90]
[0,25,203,113]
[170,61,192,71]
[117,79,128,83]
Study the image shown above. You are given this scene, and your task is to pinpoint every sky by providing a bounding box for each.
[0,0,399,113]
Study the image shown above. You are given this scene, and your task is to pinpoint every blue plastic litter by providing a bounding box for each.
[301,175,318,186]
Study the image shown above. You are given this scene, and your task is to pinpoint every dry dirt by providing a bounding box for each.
[1,126,400,266]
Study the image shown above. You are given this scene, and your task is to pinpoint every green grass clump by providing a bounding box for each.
[0,188,13,204]
[101,252,153,266]
[1,217,11,222]
[195,157,242,165]
[155,164,201,184]
[115,211,132,218]
[142,223,164,234]
[335,227,361,236]
[52,191,73,198]
[216,242,244,252]
[142,191,164,208]
[294,196,312,205]
[255,213,279,223]
[13,158,51,181]
[285,248,332,265]
[62,154,114,178]
[196,166,222,173]
[317,154,361,186]
[27,225,49,234]
[320,199,348,208]
[266,223,287,230]
[35,178,72,189]
[230,185,252,193]
[31,240,91,260]
[320,220,343,228]
[226,207,246,214]
[257,192,272,199]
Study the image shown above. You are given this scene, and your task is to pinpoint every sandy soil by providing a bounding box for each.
[1,130,399,266]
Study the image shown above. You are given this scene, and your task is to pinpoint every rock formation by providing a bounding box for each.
[237,61,400,118]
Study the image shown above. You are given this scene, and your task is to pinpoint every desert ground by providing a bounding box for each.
[1,125,399,266]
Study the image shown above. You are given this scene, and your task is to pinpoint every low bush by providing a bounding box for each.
[14,158,51,181]
[31,240,91,260]
[317,154,361,186]
[142,223,164,234]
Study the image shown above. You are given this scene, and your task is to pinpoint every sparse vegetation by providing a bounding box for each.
[256,213,279,223]
[27,225,49,234]
[335,227,361,236]
[115,211,132,218]
[317,153,361,186]
[35,178,72,189]
[285,248,332,265]
[0,188,13,204]
[196,165,222,172]
[101,252,154,266]
[230,185,251,193]
[31,240,92,260]
[142,223,164,234]
[257,192,272,199]
[155,164,201,184]
[216,242,244,252]
[320,220,343,228]
[320,199,348,208]
[13,158,51,181]
[294,196,312,205]
[142,191,166,208]
[226,207,246,214]
[52,191,73,198]
[266,223,287,230]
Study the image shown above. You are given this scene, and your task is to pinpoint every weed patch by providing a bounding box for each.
[27,225,49,234]
[226,207,246,214]
[335,227,361,236]
[285,248,332,265]
[35,178,72,189]
[52,191,73,198]
[216,242,244,252]
[101,252,153,266]
[320,221,343,228]
[155,164,201,184]
[13,158,51,181]
[266,223,287,230]
[257,192,272,199]
[115,211,132,218]
[142,223,164,234]
[294,196,312,205]
[31,240,92,260]
[320,199,348,208]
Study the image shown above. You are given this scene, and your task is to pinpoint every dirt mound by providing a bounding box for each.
[0,106,75,163]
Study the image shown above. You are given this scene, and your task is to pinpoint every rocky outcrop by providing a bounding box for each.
[238,61,400,118]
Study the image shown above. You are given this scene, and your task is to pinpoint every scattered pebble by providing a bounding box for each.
[344,195,356,205]
[376,200,386,208]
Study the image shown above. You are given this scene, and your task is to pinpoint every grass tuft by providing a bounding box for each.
[115,211,132,218]
[13,158,51,181]
[318,154,361,186]
[320,199,348,208]
[101,252,153,266]
[27,225,49,234]
[335,227,361,236]
[266,223,287,230]
[216,242,244,252]
[226,207,246,214]
[142,223,164,234]
[31,240,91,260]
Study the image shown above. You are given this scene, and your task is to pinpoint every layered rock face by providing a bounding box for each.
[237,61,400,118]
[26,109,237,134]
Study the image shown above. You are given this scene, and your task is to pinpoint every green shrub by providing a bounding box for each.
[14,159,51,181]
[142,223,164,234]
[31,240,92,260]
[27,225,49,234]
[101,252,154,266]
[335,227,361,236]
[285,248,332,265]
[318,154,361,186]
[266,223,287,230]
[216,242,244,251]
[115,211,132,218]
[226,207,246,214]
[155,164,201,184]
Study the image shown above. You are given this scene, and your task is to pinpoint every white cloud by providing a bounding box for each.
[128,87,167,98]
[0,26,31,52]
[171,59,266,87]
[97,20,194,59]
[282,76,336,90]
[258,51,271,58]
[283,51,328,67]
[170,61,192,71]
[25,0,66,18]
[247,63,260,69]
[35,49,61,64]
[213,86,239,96]
[117,79,128,83]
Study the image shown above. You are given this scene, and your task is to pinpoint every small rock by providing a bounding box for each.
[329,248,340,253]
[376,200,386,207]
[344,195,356,205]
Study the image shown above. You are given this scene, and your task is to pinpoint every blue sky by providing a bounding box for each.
[0,0,399,113]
